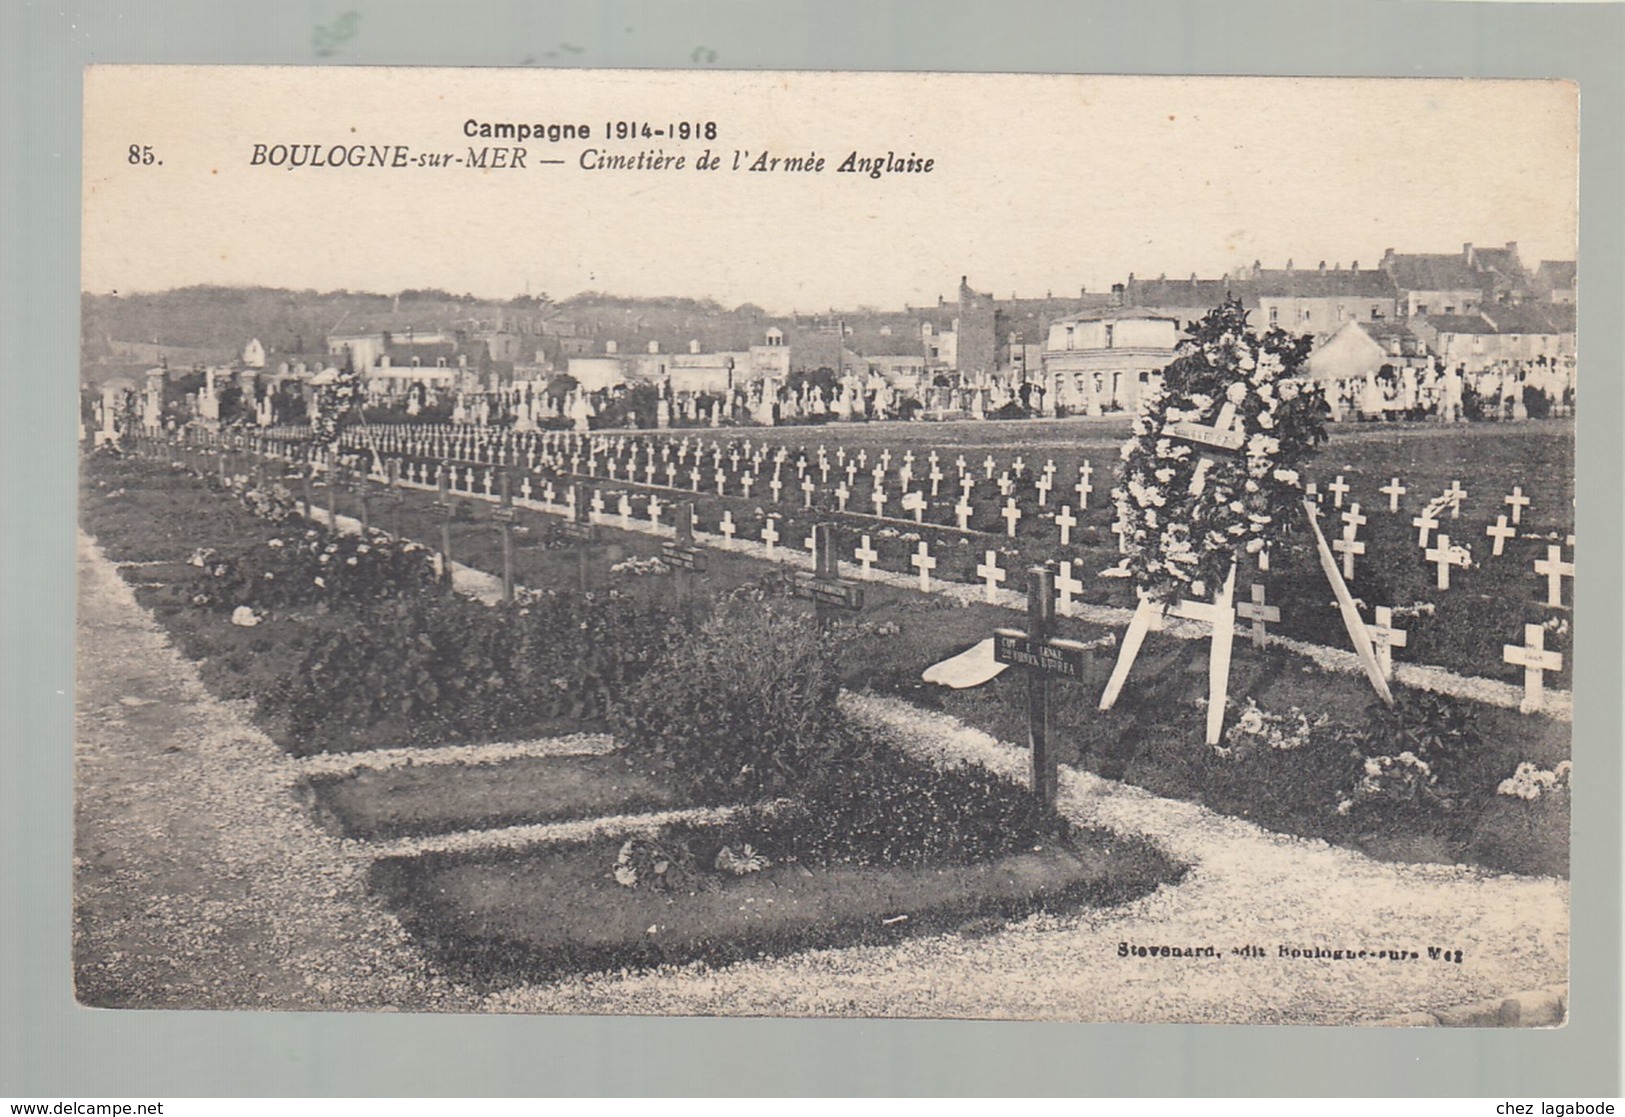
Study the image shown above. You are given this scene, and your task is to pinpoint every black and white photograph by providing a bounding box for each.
[74,65,1577,1025]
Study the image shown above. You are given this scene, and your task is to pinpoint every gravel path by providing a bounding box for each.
[75,530,1568,1022]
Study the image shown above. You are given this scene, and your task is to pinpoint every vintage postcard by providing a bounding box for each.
[76,65,1576,1024]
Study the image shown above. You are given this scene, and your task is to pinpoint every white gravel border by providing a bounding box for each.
[294,733,614,777]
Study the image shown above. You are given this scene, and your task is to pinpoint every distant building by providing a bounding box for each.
[1380,249,1485,318]
[1249,261,1400,342]
[1041,308,1182,413]
[1532,260,1577,305]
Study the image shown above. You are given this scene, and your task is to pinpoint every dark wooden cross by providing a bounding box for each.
[993,566,1099,808]
[431,466,456,591]
[794,523,864,628]
[560,481,599,593]
[493,471,518,604]
[347,462,370,533]
[660,501,707,608]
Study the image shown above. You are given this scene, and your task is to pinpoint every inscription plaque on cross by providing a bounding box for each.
[1504,623,1563,713]
[1162,401,1246,496]
[661,501,708,607]
[795,523,865,627]
[993,567,1099,808]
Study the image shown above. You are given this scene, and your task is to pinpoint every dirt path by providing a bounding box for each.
[73,529,477,1011]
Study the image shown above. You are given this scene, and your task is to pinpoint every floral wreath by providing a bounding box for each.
[1111,299,1328,603]
[309,362,363,452]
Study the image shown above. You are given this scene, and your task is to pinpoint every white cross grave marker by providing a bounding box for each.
[855,534,878,580]
[1327,475,1350,508]
[1425,533,1469,590]
[1235,583,1280,649]
[871,485,888,518]
[1504,623,1563,714]
[1534,544,1574,608]
[1379,477,1406,513]
[1444,480,1466,519]
[1504,486,1530,525]
[1056,560,1084,618]
[1055,504,1077,546]
[835,481,850,512]
[761,517,779,553]
[902,490,926,523]
[977,550,1006,602]
[647,494,663,527]
[1366,605,1407,680]
[802,476,816,508]
[911,541,936,591]
[1076,461,1094,508]
[1002,498,1022,538]
[1486,515,1516,557]
[718,511,736,543]
[955,499,973,531]
[1413,506,1440,548]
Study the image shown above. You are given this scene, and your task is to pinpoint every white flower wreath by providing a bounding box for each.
[1112,300,1329,602]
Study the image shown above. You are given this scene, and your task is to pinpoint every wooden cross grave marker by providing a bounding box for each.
[1163,401,1246,496]
[1534,544,1574,608]
[431,467,456,591]
[492,471,519,603]
[1076,461,1094,508]
[1504,623,1562,714]
[1366,605,1407,681]
[1325,474,1350,508]
[902,489,927,523]
[761,517,780,554]
[977,550,1007,603]
[911,540,937,591]
[1444,480,1466,519]
[1486,515,1516,558]
[955,498,974,531]
[1056,561,1084,618]
[1425,534,1468,590]
[854,534,878,580]
[660,501,707,607]
[1055,504,1077,546]
[1235,583,1279,650]
[994,567,1101,808]
[793,524,865,628]
[1002,498,1022,538]
[561,481,600,593]
[1504,486,1531,526]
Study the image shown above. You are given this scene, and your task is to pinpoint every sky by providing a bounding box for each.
[82,67,1579,313]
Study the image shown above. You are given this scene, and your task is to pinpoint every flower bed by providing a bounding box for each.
[369,824,1178,986]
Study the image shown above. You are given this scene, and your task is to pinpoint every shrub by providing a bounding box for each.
[610,601,859,799]
[1331,690,1490,829]
[183,528,439,612]
[260,591,687,753]
[760,730,1072,867]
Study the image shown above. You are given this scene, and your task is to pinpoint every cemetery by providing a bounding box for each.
[75,302,1574,1017]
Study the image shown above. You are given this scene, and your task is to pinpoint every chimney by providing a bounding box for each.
[1111,282,1126,306]
[1351,260,1359,272]
[1190,272,1198,284]
[1078,286,1085,298]
[1463,243,1475,266]
[1285,259,1294,272]
[1318,261,1327,275]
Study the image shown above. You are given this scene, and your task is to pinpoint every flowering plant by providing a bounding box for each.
[1497,761,1571,801]
[1112,300,1327,602]
[1217,697,1328,756]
